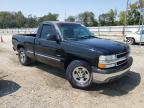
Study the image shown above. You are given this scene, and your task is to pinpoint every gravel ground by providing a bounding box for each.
[0,35,144,108]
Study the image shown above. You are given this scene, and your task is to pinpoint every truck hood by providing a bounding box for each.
[75,38,129,54]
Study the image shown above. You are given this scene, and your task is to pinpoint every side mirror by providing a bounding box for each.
[46,34,60,43]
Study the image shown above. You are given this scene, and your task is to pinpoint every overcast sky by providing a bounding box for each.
[0,0,137,21]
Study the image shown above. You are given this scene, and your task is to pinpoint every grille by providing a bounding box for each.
[117,52,129,58]
[117,59,128,66]
[116,52,129,67]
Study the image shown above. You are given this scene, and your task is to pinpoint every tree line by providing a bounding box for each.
[0,2,141,28]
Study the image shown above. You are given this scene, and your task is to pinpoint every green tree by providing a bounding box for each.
[108,9,117,25]
[139,0,144,8]
[0,12,60,28]
[66,16,75,22]
[77,11,98,27]
[25,15,38,28]
[127,2,140,25]
[118,2,140,25]
[0,11,26,28]
[99,9,117,26]
[99,13,109,26]
[38,13,59,23]
[15,11,26,28]
[119,11,126,25]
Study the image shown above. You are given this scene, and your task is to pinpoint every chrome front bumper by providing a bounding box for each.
[92,57,133,83]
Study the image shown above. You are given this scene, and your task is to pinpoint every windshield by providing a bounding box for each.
[58,23,95,40]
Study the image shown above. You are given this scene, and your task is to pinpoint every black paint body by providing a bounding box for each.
[12,22,130,70]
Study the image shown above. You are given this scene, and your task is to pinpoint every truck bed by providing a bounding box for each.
[12,33,36,51]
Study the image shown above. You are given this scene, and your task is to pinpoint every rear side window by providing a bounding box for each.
[41,24,56,39]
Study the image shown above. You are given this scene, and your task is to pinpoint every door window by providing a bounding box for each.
[41,24,56,39]
[141,30,144,34]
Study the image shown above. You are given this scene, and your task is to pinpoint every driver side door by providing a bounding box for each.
[35,24,64,68]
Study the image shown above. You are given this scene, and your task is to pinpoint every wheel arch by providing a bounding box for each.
[17,44,25,51]
[126,37,136,43]
[64,55,92,69]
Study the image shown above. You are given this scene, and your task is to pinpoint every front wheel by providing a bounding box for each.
[126,38,135,45]
[66,60,92,89]
[18,48,31,66]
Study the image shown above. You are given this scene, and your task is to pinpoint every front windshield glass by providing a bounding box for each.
[58,23,94,40]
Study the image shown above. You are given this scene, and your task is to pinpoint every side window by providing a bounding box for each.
[41,24,56,39]
[141,30,144,34]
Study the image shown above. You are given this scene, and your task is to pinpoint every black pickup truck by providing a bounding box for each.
[12,21,133,89]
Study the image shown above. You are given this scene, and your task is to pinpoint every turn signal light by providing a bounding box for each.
[98,64,106,69]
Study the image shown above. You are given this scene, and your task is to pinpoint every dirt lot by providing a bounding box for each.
[0,35,144,108]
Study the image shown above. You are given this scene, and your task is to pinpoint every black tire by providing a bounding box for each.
[18,48,31,66]
[66,60,92,89]
[126,38,135,45]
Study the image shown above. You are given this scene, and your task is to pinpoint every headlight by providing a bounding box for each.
[98,55,117,69]
[99,55,117,61]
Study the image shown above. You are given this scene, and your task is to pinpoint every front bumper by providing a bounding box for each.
[92,57,133,83]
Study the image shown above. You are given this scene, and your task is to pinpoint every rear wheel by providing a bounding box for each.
[66,60,92,89]
[18,48,31,66]
[126,38,135,45]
